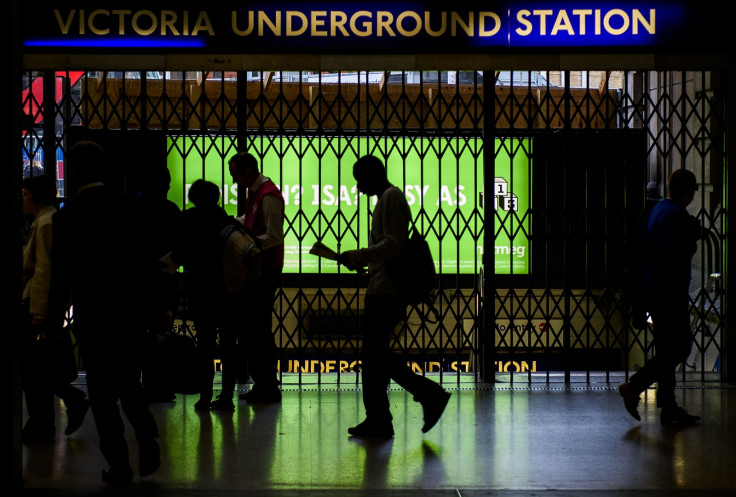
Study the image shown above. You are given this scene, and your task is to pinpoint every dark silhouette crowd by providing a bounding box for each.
[21,139,702,486]
[21,140,296,484]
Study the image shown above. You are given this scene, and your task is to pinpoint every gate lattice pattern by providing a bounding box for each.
[21,69,726,384]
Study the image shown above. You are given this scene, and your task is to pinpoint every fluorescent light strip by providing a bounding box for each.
[24,39,206,48]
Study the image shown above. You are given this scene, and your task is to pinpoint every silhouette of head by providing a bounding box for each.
[188,179,221,208]
[142,167,172,199]
[228,152,260,188]
[68,140,105,188]
[353,155,388,196]
[668,169,697,207]
[22,174,58,206]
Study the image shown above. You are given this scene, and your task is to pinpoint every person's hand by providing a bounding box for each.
[337,251,357,271]
[688,215,707,240]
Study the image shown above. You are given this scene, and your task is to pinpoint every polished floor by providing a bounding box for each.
[19,373,736,497]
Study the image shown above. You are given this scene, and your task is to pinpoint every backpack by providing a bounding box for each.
[219,221,263,292]
[387,228,440,322]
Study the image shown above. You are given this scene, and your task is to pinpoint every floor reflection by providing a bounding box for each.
[20,375,736,496]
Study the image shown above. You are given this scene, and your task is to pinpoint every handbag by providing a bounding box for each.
[386,228,440,322]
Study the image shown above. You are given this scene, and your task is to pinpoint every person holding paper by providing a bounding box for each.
[337,155,450,438]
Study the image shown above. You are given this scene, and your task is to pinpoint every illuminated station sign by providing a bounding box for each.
[20,2,709,53]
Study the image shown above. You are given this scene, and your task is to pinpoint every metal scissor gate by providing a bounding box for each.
[20,69,727,385]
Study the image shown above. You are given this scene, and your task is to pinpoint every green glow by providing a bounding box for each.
[167,136,529,274]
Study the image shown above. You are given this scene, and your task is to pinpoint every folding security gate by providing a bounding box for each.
[21,68,727,384]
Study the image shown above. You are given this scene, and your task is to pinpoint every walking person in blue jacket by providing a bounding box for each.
[619,168,702,427]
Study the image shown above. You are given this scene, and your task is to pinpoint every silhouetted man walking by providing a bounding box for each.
[619,168,702,427]
[338,155,450,438]
[51,140,160,483]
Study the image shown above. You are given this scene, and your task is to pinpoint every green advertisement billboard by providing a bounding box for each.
[166,136,529,274]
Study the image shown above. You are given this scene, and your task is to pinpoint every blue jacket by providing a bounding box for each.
[642,198,698,299]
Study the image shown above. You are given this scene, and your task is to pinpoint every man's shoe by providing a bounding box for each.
[102,467,133,485]
[618,382,641,421]
[139,440,161,477]
[65,398,90,435]
[210,396,235,411]
[661,406,701,427]
[194,399,211,411]
[347,419,394,438]
[419,390,451,433]
[239,387,282,403]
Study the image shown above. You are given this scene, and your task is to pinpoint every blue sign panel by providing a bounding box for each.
[506,1,686,47]
[20,1,711,54]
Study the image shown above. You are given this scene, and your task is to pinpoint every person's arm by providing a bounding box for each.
[168,209,194,266]
[29,216,53,323]
[661,210,696,293]
[48,210,72,330]
[258,194,284,250]
[345,188,408,265]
